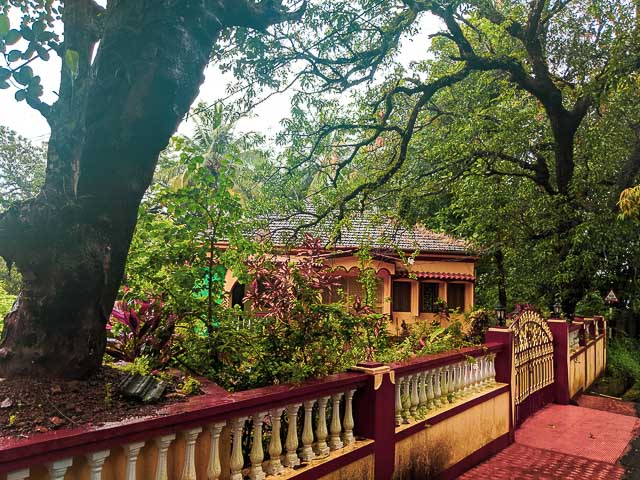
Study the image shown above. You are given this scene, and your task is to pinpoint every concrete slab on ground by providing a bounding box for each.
[459,401,640,479]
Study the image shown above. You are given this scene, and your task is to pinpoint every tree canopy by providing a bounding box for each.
[0,0,639,379]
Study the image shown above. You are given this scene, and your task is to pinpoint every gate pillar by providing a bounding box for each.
[547,320,570,404]
[485,327,516,442]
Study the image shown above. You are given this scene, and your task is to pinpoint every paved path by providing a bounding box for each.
[459,398,640,479]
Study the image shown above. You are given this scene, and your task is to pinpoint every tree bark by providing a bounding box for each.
[494,249,508,309]
[0,0,299,379]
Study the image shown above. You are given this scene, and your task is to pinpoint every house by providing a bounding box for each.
[222,213,477,332]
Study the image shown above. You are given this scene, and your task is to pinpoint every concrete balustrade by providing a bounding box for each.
[2,343,514,480]
[394,353,498,427]
[2,386,362,480]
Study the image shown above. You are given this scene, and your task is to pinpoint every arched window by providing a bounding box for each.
[231,282,246,309]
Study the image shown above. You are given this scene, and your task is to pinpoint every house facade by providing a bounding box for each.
[223,214,477,333]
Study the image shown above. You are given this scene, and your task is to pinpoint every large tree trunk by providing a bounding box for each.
[0,1,230,378]
[494,249,508,309]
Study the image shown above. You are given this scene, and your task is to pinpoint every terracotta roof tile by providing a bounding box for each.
[263,212,473,255]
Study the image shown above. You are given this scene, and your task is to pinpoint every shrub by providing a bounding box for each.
[607,334,640,384]
[376,319,473,363]
[178,376,202,395]
[575,291,606,317]
[106,296,177,369]
[466,309,492,344]
[239,234,392,386]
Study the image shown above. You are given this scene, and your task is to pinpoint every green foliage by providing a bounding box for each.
[0,126,45,211]
[0,2,59,97]
[117,356,153,377]
[607,335,640,385]
[466,309,492,345]
[0,278,15,335]
[221,0,640,321]
[121,105,265,385]
[619,186,640,219]
[106,297,177,369]
[124,105,259,336]
[104,383,113,409]
[376,319,472,364]
[240,236,382,385]
[575,292,606,317]
[177,376,202,395]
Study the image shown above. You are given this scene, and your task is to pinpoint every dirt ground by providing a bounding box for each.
[0,366,186,438]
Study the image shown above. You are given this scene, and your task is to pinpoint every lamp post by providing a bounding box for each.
[495,305,506,327]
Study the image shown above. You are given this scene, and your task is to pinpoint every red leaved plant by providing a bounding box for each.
[106,297,177,368]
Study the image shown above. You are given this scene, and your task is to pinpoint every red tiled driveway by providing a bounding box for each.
[459,402,640,479]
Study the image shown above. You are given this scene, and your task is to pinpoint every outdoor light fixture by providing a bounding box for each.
[495,305,506,327]
[553,301,562,318]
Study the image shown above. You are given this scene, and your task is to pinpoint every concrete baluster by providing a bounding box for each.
[301,400,316,461]
[395,377,404,426]
[418,372,428,408]
[433,368,443,407]
[426,370,435,409]
[490,354,497,384]
[207,423,225,480]
[123,442,145,480]
[342,389,356,446]
[7,469,30,480]
[230,417,247,480]
[440,366,449,404]
[401,375,411,422]
[329,393,344,450]
[315,397,331,456]
[47,458,74,480]
[87,450,110,480]
[410,374,420,417]
[181,427,202,480]
[154,434,175,480]
[284,403,302,467]
[267,407,285,475]
[249,412,267,480]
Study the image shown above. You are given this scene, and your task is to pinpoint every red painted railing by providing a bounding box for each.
[0,341,516,480]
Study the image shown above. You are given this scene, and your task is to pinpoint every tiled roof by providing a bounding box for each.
[261,212,473,255]
[398,272,476,281]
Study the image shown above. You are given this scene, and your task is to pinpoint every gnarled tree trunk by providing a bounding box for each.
[0,0,300,379]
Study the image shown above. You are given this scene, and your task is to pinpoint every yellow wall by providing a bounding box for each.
[596,337,605,377]
[393,391,509,478]
[317,453,374,480]
[570,350,586,398]
[586,343,596,387]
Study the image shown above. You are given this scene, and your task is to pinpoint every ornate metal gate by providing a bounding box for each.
[511,309,555,425]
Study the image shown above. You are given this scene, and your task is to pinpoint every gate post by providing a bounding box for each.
[547,319,570,404]
[485,327,515,441]
[352,362,395,480]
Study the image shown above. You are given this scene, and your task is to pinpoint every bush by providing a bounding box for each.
[106,296,177,370]
[378,319,473,363]
[575,291,606,317]
[607,334,640,384]
[466,309,492,344]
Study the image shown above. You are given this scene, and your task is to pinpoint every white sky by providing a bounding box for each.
[0,13,441,146]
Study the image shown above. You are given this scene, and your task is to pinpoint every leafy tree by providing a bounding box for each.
[0,126,45,211]
[0,1,304,379]
[125,128,256,335]
[232,0,640,313]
